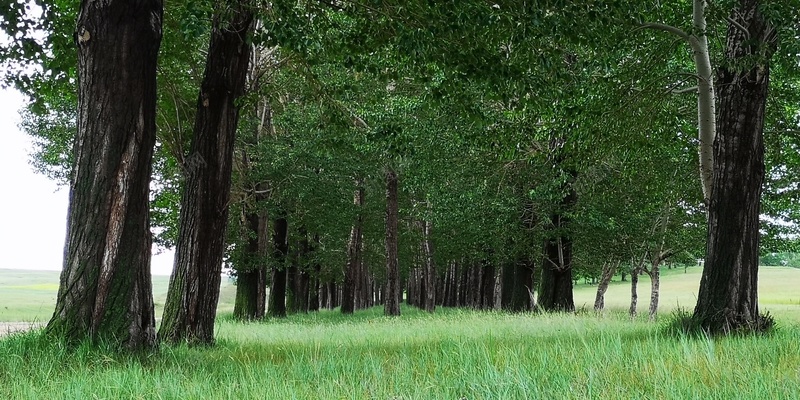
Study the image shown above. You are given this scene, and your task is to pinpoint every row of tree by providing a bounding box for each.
[1,0,798,349]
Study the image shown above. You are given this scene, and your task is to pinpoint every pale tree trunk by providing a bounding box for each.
[643,0,716,205]
[422,218,436,312]
[384,169,401,316]
[342,184,364,314]
[160,1,254,344]
[693,0,775,333]
[46,0,162,350]
[593,262,618,312]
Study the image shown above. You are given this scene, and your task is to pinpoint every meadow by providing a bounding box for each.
[2,266,799,399]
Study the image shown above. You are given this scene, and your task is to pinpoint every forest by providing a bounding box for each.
[1,0,800,391]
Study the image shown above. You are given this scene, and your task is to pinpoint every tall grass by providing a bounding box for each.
[3,307,800,399]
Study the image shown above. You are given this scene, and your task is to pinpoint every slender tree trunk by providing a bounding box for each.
[268,216,289,317]
[594,262,618,312]
[648,262,661,321]
[422,219,436,312]
[342,185,364,314]
[629,266,640,318]
[384,169,401,316]
[46,0,162,350]
[693,0,775,333]
[159,2,253,344]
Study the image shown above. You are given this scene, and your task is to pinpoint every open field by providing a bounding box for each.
[0,269,238,322]
[3,266,799,323]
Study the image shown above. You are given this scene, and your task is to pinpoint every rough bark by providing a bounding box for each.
[384,169,401,316]
[268,216,289,317]
[159,2,254,344]
[341,185,364,314]
[45,0,162,350]
[693,0,775,334]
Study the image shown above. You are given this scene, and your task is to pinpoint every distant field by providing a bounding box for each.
[1,266,799,323]
[0,269,238,322]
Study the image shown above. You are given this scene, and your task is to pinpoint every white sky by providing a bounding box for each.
[0,87,174,275]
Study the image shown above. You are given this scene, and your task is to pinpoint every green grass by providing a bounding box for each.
[2,308,800,399]
[2,267,800,399]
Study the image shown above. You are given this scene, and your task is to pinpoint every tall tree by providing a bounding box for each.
[45,0,163,349]
[160,0,254,344]
[384,168,402,316]
[693,0,777,333]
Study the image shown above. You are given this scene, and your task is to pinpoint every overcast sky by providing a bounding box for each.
[0,87,174,275]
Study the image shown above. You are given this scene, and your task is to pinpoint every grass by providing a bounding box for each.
[2,308,800,399]
[2,267,800,399]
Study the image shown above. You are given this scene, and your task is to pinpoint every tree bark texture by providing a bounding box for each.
[233,210,268,320]
[693,0,775,333]
[159,3,253,344]
[384,169,401,316]
[46,0,162,350]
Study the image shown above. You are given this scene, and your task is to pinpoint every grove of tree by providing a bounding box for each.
[1,0,799,347]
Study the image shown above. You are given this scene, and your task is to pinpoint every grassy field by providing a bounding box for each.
[4,265,799,322]
[1,267,799,399]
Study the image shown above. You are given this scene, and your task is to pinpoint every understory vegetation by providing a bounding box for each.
[2,307,799,399]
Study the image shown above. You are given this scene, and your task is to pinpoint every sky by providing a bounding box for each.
[0,87,175,275]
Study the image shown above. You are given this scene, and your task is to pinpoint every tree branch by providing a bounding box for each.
[639,23,690,41]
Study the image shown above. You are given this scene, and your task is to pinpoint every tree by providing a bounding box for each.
[692,0,777,333]
[384,168,402,316]
[44,0,162,349]
[160,0,254,344]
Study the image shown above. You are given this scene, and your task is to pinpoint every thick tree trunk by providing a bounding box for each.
[538,236,575,312]
[594,262,618,312]
[384,169,401,316]
[342,185,364,314]
[268,216,289,317]
[46,0,162,350]
[693,0,774,334]
[159,2,253,344]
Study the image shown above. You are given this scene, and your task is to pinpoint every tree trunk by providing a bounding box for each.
[629,266,640,318]
[341,185,364,314]
[693,0,775,334]
[538,236,575,312]
[421,219,436,312]
[46,0,162,350]
[268,216,289,317]
[594,262,618,312]
[648,262,660,321]
[233,211,267,320]
[384,169,401,316]
[159,2,253,344]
